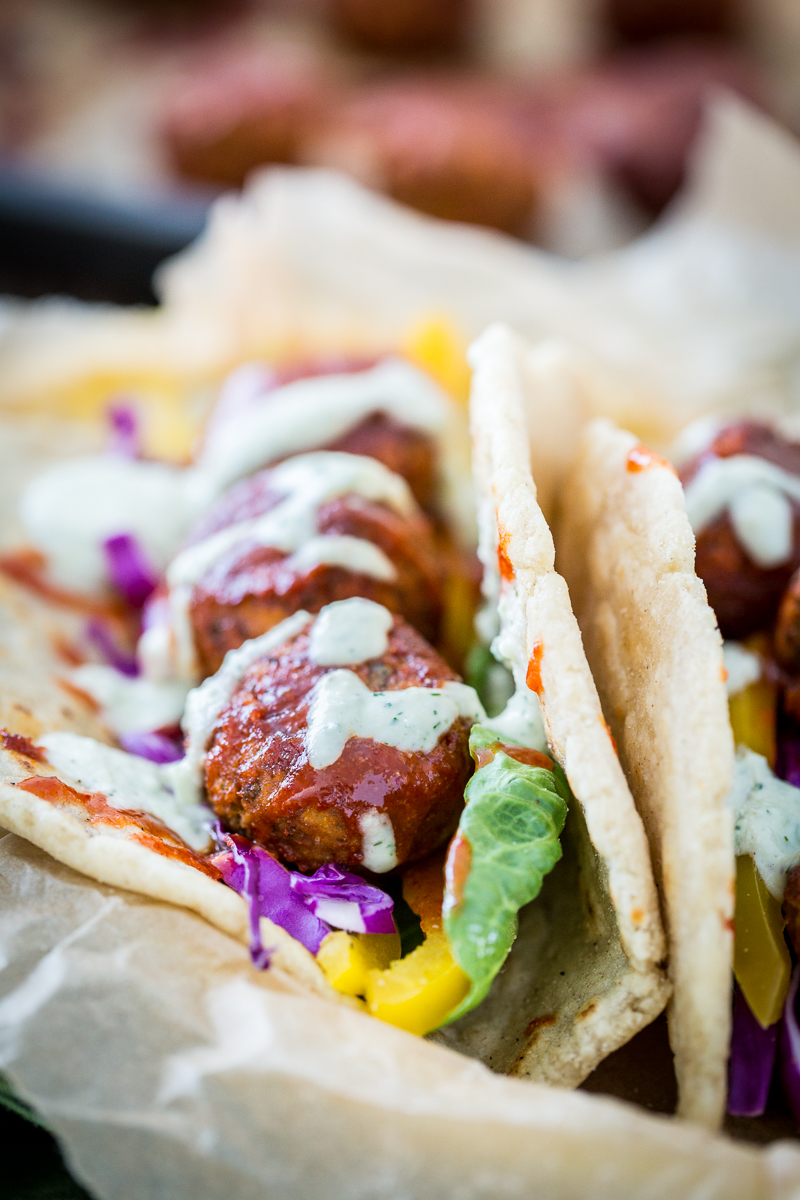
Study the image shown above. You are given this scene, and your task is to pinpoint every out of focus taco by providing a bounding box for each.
[0,332,666,1087]
[514,328,800,1130]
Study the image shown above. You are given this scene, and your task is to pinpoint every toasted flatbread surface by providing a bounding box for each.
[434,324,669,1085]
[558,416,735,1128]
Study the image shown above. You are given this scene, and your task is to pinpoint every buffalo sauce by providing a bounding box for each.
[497,525,514,581]
[16,775,221,879]
[0,548,125,616]
[626,444,675,475]
[526,641,544,693]
[202,620,473,874]
[1,731,45,762]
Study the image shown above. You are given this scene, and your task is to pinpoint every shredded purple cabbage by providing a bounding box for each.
[776,718,800,788]
[211,830,396,966]
[86,618,139,677]
[781,965,800,1124]
[119,729,184,764]
[290,863,396,934]
[103,533,158,608]
[212,834,331,963]
[107,401,141,459]
[728,984,779,1117]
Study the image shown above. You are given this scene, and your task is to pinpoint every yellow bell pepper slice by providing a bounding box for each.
[729,678,777,767]
[364,930,470,1035]
[733,854,790,1027]
[402,315,471,403]
[317,931,401,998]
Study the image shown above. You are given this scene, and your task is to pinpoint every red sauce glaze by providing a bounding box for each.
[0,731,45,761]
[444,831,472,912]
[679,422,800,640]
[187,478,443,677]
[526,641,544,693]
[17,775,220,879]
[626,444,676,474]
[695,510,800,640]
[473,740,552,772]
[497,525,515,581]
[271,356,382,388]
[403,848,447,933]
[0,549,125,617]
[203,615,474,873]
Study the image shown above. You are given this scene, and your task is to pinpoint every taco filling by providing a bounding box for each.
[678,419,800,1117]
[0,348,577,1042]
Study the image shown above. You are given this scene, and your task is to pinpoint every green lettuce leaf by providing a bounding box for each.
[441,725,569,1023]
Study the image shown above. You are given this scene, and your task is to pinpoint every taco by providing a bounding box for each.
[507,323,800,1129]
[0,331,667,1084]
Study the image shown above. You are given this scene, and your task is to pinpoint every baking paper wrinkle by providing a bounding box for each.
[2,836,800,1198]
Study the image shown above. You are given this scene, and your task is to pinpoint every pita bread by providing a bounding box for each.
[557,416,735,1129]
[434,325,669,1085]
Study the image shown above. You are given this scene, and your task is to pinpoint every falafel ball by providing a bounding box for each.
[680,422,800,640]
[203,608,476,873]
[184,461,443,676]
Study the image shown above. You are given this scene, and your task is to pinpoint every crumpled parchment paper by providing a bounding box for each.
[2,833,800,1200]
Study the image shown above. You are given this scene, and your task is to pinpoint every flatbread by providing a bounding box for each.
[557,415,735,1129]
[435,324,669,1086]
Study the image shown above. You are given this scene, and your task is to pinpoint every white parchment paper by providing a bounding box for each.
[3,833,800,1200]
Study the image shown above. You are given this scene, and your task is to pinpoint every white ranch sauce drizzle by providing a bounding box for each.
[173,610,313,805]
[474,496,547,751]
[723,641,762,698]
[194,357,450,495]
[70,664,189,736]
[728,746,800,898]
[684,454,800,568]
[19,358,453,598]
[167,451,415,591]
[157,452,412,683]
[19,455,200,594]
[36,731,213,852]
[359,809,398,873]
[305,670,485,770]
[285,536,396,583]
[308,598,394,666]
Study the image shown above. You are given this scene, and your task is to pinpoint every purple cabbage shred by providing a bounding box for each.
[289,862,396,934]
[103,533,158,608]
[212,834,331,965]
[86,618,139,677]
[119,729,184,764]
[210,829,396,968]
[781,966,800,1125]
[107,401,142,459]
[728,984,779,1117]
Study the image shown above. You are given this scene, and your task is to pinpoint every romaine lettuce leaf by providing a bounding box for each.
[441,725,569,1023]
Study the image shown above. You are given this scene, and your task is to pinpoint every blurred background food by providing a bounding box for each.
[0,0,796,295]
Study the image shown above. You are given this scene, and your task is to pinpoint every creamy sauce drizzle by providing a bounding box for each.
[20,455,200,594]
[195,358,450,495]
[723,641,762,698]
[155,452,412,683]
[167,452,415,591]
[19,359,451,599]
[305,670,485,770]
[308,598,394,666]
[174,610,313,804]
[36,731,213,852]
[285,536,396,583]
[358,809,398,873]
[70,664,189,735]
[728,746,800,898]
[684,454,800,568]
